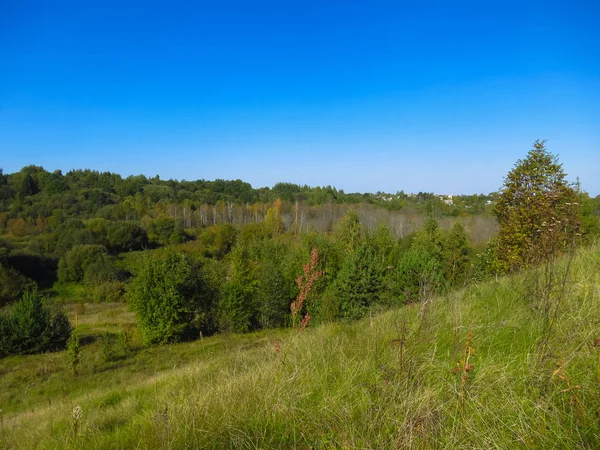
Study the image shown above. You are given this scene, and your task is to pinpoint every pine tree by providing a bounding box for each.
[334,245,385,320]
[494,141,580,271]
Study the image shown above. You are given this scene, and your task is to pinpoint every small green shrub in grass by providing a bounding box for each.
[66,329,81,375]
[0,289,72,357]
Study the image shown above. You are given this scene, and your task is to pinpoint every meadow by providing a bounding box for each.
[1,244,598,449]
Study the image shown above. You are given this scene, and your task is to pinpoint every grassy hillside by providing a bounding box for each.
[1,245,599,449]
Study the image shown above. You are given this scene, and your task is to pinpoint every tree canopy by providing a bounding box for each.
[494,140,580,271]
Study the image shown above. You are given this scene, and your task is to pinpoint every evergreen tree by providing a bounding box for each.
[494,141,580,271]
[334,245,385,320]
[443,221,472,286]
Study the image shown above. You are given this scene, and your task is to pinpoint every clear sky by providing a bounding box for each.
[1,1,599,195]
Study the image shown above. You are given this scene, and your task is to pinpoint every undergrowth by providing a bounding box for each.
[1,245,599,449]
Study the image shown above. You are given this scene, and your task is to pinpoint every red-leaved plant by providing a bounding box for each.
[291,247,322,329]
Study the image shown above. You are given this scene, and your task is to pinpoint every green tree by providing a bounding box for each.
[335,209,363,256]
[58,244,109,283]
[107,221,148,252]
[390,245,443,302]
[443,221,472,286]
[66,329,81,375]
[368,222,397,266]
[10,290,53,354]
[1,290,72,357]
[256,239,301,329]
[264,199,284,235]
[494,141,580,272]
[334,245,385,320]
[0,263,35,304]
[579,192,600,243]
[389,217,446,302]
[198,224,238,259]
[218,240,260,332]
[128,250,214,344]
[147,216,186,246]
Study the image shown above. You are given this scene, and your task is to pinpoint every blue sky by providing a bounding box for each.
[1,1,599,195]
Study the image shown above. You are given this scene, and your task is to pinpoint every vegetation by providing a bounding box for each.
[128,250,215,344]
[0,245,598,448]
[0,142,599,447]
[0,290,71,358]
[495,140,581,272]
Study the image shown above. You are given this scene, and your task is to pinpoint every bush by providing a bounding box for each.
[256,240,301,329]
[107,221,148,252]
[83,254,126,286]
[58,244,109,283]
[50,311,73,350]
[0,263,35,305]
[334,245,385,320]
[101,333,126,362]
[494,141,580,271]
[90,281,126,303]
[0,290,72,358]
[147,216,186,246]
[66,329,81,375]
[198,224,238,259]
[128,250,215,344]
[390,246,443,302]
[219,281,257,332]
[0,314,14,358]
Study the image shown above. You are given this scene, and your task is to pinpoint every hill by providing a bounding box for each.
[1,244,599,449]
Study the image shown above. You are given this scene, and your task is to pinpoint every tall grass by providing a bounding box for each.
[1,245,599,449]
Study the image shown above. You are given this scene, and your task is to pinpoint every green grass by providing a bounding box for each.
[1,246,599,449]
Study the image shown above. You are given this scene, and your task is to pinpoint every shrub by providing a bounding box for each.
[198,224,238,259]
[101,333,126,362]
[147,216,186,246]
[0,263,35,305]
[58,244,109,283]
[107,221,148,252]
[90,281,126,303]
[128,250,215,344]
[494,140,580,272]
[0,290,72,357]
[82,254,126,286]
[219,281,257,332]
[50,311,73,350]
[334,245,385,320]
[66,329,81,375]
[390,246,443,302]
[0,314,14,358]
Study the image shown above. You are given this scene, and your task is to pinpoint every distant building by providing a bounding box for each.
[439,194,453,206]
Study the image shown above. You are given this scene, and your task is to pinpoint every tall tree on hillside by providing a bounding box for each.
[494,140,580,272]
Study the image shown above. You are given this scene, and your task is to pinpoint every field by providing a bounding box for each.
[1,245,599,449]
